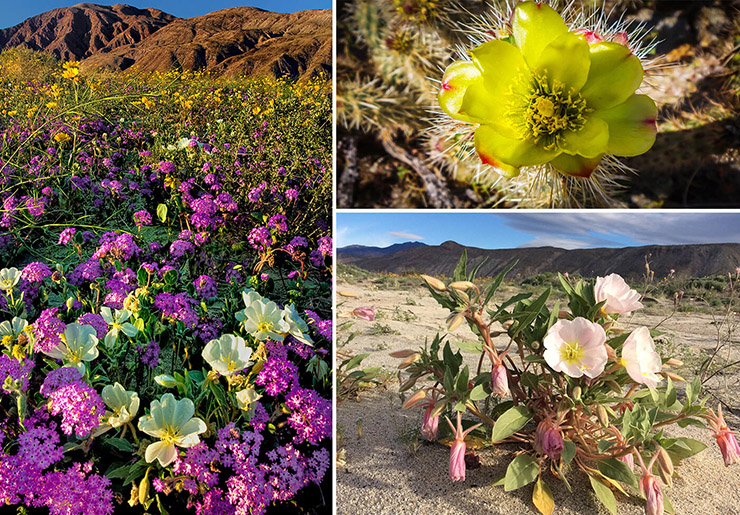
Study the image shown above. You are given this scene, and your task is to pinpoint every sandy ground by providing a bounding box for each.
[336,279,740,515]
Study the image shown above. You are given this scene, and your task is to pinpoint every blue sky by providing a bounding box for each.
[3,1,330,28]
[336,212,740,250]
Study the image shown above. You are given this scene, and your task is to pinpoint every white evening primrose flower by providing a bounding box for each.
[100,307,139,347]
[102,382,140,427]
[621,327,662,388]
[236,294,289,341]
[0,268,21,292]
[282,303,314,346]
[594,273,644,315]
[42,322,99,375]
[138,393,206,467]
[235,387,262,411]
[543,317,607,379]
[202,334,253,376]
[0,317,28,345]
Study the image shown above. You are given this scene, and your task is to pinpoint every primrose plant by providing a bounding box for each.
[396,252,738,515]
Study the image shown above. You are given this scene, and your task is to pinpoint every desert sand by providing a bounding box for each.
[336,279,740,515]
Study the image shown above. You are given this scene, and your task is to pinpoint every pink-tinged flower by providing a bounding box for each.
[706,404,740,466]
[594,273,644,315]
[351,307,375,321]
[543,317,607,378]
[446,412,482,482]
[491,363,509,398]
[640,473,664,515]
[534,418,563,460]
[621,327,662,388]
[421,405,439,441]
[620,451,635,470]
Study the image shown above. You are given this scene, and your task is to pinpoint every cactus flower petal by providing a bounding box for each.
[474,125,557,170]
[533,32,591,92]
[550,152,604,178]
[512,1,568,67]
[558,116,610,158]
[438,61,482,123]
[598,94,658,157]
[581,42,644,110]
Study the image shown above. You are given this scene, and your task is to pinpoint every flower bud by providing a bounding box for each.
[717,429,740,467]
[447,312,465,331]
[402,389,427,409]
[399,353,421,368]
[449,438,466,481]
[656,446,674,487]
[449,281,475,291]
[640,473,663,515]
[390,349,418,358]
[421,405,439,442]
[596,405,609,428]
[572,386,582,401]
[605,344,617,361]
[154,374,178,388]
[619,451,634,470]
[535,419,563,460]
[421,275,446,291]
[664,358,683,367]
[491,364,509,398]
[351,307,375,321]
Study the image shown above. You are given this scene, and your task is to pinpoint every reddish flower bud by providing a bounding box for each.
[535,419,563,460]
[421,405,439,442]
[351,307,375,321]
[449,439,466,482]
[717,429,740,467]
[640,473,663,515]
[491,363,509,398]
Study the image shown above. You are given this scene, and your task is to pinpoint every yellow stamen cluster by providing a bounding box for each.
[509,71,589,151]
[559,340,585,365]
[257,321,274,333]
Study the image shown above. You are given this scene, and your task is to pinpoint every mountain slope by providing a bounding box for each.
[338,241,740,280]
[0,4,331,80]
[0,4,176,62]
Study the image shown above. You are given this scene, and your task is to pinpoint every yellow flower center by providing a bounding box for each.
[257,321,274,333]
[161,425,180,444]
[510,71,590,151]
[559,340,585,365]
[1,335,13,347]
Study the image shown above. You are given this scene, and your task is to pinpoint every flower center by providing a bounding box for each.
[559,340,584,365]
[162,426,179,444]
[257,321,274,333]
[510,71,590,151]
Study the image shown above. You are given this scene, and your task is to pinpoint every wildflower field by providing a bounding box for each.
[0,49,332,514]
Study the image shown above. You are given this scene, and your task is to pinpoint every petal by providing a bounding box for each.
[146,441,177,467]
[459,82,519,138]
[550,153,604,178]
[173,398,195,429]
[597,94,658,157]
[581,42,644,111]
[474,124,558,169]
[532,32,591,92]
[439,61,482,123]
[178,417,207,438]
[558,117,609,158]
[512,1,568,68]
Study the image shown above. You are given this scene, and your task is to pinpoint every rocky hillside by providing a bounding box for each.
[0,3,331,79]
[338,241,740,280]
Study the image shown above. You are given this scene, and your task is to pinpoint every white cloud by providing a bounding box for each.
[388,231,423,240]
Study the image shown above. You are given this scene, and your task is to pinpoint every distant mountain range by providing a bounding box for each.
[338,241,740,280]
[0,3,331,79]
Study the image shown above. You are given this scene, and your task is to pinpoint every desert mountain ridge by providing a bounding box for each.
[338,241,740,280]
[0,3,331,80]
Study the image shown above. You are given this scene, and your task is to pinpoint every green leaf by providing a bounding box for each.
[453,250,468,282]
[105,438,135,453]
[156,203,168,223]
[597,458,638,490]
[589,475,617,515]
[491,474,506,487]
[510,288,550,340]
[524,355,546,364]
[105,465,130,480]
[598,440,616,453]
[468,257,488,281]
[677,417,705,429]
[520,372,539,390]
[164,269,177,285]
[532,477,554,515]
[456,365,470,394]
[504,454,538,492]
[483,261,517,308]
[470,384,489,401]
[665,377,676,407]
[492,405,532,442]
[562,440,576,464]
[343,353,370,371]
[666,437,707,460]
[663,493,675,514]
[453,340,483,354]
[685,376,701,406]
[137,267,148,287]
